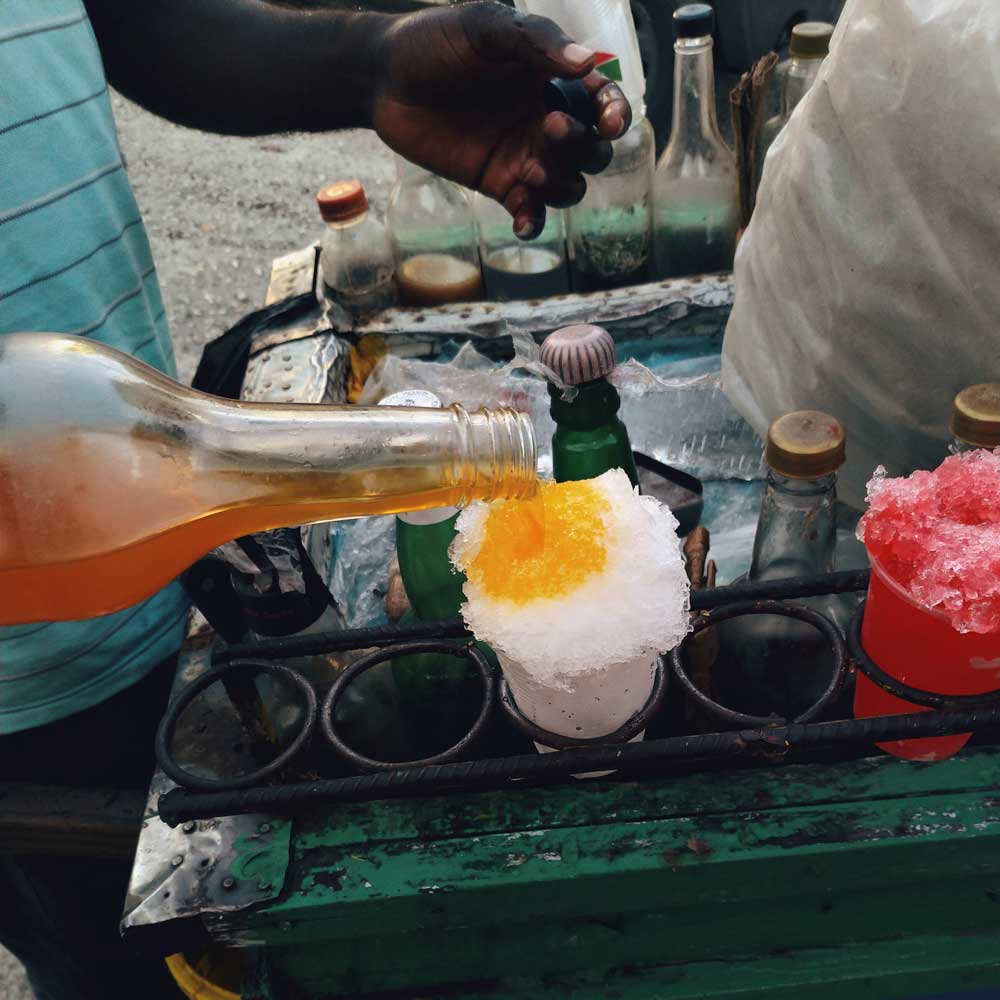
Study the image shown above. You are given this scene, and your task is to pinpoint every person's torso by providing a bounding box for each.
[0,0,188,733]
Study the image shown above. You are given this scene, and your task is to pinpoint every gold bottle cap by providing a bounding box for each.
[765,410,846,479]
[951,383,1000,448]
[789,21,834,59]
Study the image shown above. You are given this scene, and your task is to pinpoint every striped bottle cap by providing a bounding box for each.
[540,324,617,386]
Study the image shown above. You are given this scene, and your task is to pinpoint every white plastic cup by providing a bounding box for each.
[513,0,647,121]
[498,648,658,775]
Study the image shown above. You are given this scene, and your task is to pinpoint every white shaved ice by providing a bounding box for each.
[451,469,691,689]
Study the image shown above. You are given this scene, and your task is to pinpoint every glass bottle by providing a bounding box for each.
[567,117,656,292]
[754,22,834,203]
[0,333,537,625]
[540,324,639,487]
[950,383,1000,454]
[378,389,489,754]
[386,156,483,307]
[317,180,397,318]
[653,4,739,280]
[518,0,653,293]
[712,411,853,720]
[513,0,647,123]
[475,195,570,302]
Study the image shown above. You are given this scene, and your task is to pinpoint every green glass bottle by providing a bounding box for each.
[540,324,640,487]
[379,390,485,753]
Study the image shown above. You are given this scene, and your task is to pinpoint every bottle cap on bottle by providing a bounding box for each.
[540,324,617,386]
[789,21,834,60]
[673,3,715,40]
[317,180,368,223]
[951,383,1000,448]
[765,410,846,479]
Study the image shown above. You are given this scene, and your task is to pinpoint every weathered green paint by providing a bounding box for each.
[215,749,1000,997]
[229,817,292,890]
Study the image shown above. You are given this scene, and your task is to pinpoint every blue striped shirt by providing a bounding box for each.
[0,0,189,733]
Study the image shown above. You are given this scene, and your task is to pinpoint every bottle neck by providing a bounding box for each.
[669,36,724,153]
[198,397,537,518]
[780,56,823,117]
[748,471,838,582]
[548,379,622,429]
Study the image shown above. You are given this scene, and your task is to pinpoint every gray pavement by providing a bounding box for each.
[0,91,396,1000]
[114,91,397,384]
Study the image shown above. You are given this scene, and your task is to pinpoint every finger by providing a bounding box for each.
[539,172,588,210]
[515,154,587,208]
[462,4,595,79]
[542,112,614,175]
[579,71,632,139]
[501,183,547,241]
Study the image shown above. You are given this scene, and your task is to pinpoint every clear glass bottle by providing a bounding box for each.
[713,411,855,720]
[567,116,656,292]
[540,324,639,487]
[950,383,1000,454]
[0,333,537,625]
[754,22,834,204]
[317,180,397,318]
[386,156,483,307]
[475,195,569,301]
[653,4,739,280]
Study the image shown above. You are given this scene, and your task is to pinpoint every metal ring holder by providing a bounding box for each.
[155,660,318,793]
[670,601,849,728]
[321,640,496,772]
[848,601,1000,710]
[498,658,669,749]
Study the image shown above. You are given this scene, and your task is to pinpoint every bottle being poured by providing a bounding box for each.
[0,333,537,625]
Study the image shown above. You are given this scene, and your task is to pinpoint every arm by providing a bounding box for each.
[84,0,386,135]
[84,0,632,234]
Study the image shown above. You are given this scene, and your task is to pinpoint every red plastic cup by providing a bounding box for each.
[854,556,1000,761]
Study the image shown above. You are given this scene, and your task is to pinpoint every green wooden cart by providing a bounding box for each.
[120,263,1000,999]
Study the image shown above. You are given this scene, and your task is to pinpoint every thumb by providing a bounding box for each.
[461,3,596,80]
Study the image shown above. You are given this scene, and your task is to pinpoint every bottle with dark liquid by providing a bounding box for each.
[475,194,569,302]
[653,5,739,279]
[567,116,656,293]
[0,333,537,625]
[317,180,397,317]
[387,156,484,307]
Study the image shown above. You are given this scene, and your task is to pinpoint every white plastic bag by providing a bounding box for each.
[722,0,1000,508]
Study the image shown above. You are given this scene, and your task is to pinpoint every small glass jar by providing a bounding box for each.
[386,156,483,307]
[317,180,397,318]
[567,115,656,292]
[475,195,569,301]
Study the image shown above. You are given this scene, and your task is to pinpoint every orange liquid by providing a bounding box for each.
[0,430,472,625]
[468,480,609,605]
[397,253,484,306]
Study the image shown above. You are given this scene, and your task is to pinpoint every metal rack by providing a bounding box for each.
[155,568,1000,827]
